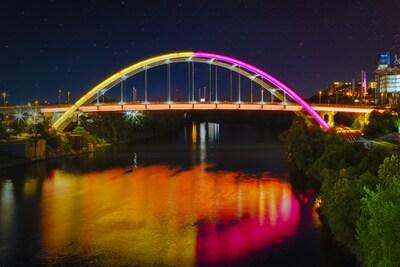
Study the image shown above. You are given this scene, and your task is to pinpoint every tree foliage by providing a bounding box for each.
[357,156,400,267]
[285,116,393,263]
[0,120,9,139]
[284,117,328,174]
[317,143,390,256]
[82,111,185,143]
[364,111,396,137]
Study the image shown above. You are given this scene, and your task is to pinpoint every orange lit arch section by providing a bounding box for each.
[52,51,330,131]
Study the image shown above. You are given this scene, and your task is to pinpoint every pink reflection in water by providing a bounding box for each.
[196,188,300,264]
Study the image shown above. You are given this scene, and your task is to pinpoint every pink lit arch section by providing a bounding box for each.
[194,52,330,131]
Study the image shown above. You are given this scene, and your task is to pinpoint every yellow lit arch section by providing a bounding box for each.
[52,52,194,131]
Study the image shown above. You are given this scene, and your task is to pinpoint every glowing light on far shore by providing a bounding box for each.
[124,111,143,124]
[15,111,25,122]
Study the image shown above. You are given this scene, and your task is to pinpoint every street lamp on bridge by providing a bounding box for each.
[1,92,7,105]
[58,89,62,104]
[132,87,137,102]
[319,90,322,104]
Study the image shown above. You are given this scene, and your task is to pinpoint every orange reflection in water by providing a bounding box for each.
[39,164,300,266]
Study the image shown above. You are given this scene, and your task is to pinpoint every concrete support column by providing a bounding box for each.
[320,111,335,127]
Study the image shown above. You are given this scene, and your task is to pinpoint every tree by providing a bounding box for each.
[284,117,327,173]
[357,156,400,267]
[307,141,359,180]
[364,111,396,137]
[317,138,389,257]
[321,168,372,255]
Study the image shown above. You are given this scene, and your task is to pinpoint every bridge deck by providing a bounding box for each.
[39,102,379,114]
[0,102,383,114]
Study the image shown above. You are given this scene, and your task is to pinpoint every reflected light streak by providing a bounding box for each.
[199,122,206,144]
[199,123,207,163]
[312,196,322,227]
[258,181,266,225]
[191,122,197,144]
[0,181,14,238]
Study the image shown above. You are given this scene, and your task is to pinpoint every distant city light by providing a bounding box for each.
[15,111,25,122]
[396,116,400,133]
[1,92,6,105]
[124,111,143,123]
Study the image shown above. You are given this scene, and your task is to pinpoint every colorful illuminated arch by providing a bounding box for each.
[52,51,330,131]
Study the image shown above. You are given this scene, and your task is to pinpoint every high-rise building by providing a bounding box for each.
[361,70,367,96]
[327,81,353,96]
[376,52,390,70]
[368,81,377,90]
[375,52,400,104]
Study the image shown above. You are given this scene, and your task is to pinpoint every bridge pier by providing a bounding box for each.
[354,112,371,129]
[320,111,336,127]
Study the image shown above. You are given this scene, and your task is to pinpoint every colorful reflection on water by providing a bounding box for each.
[0,163,310,266]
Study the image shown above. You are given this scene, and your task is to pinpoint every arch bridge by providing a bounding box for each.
[20,52,382,131]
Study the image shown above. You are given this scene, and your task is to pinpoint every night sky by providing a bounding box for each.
[1,0,400,104]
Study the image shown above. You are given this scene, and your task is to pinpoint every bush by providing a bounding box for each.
[0,121,9,139]
[46,132,63,149]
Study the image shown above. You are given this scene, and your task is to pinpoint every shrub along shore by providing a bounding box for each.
[284,116,400,266]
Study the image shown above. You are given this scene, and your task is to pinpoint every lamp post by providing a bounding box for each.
[2,92,6,105]
[58,89,62,104]
[34,100,39,124]
[319,90,322,104]
[132,87,137,102]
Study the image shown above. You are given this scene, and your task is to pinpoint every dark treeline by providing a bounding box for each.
[80,111,186,143]
[79,110,295,144]
[284,117,400,266]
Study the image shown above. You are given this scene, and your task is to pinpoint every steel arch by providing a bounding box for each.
[52,51,330,131]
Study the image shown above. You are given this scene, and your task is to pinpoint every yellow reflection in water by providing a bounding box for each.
[312,196,322,227]
[191,122,197,144]
[23,178,38,199]
[39,164,299,266]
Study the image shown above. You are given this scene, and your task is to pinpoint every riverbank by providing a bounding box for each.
[284,117,400,266]
[0,142,111,169]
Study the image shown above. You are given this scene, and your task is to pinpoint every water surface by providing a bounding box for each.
[0,122,354,266]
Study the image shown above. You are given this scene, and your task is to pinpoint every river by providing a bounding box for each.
[0,122,355,266]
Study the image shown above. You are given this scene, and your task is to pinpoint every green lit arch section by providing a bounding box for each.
[52,51,330,131]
